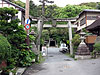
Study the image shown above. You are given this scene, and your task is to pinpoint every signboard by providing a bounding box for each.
[25,24,30,30]
[25,19,30,24]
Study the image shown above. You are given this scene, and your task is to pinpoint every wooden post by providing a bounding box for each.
[25,0,30,46]
[68,21,73,55]
[25,0,29,20]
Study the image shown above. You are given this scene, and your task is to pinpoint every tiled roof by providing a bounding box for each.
[87,18,100,30]
[83,9,100,12]
[78,9,100,17]
[3,0,25,11]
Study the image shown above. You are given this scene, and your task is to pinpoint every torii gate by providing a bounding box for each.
[31,17,77,55]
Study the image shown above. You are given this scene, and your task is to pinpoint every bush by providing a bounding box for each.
[0,34,11,63]
[18,50,36,67]
[72,34,80,52]
[94,42,100,52]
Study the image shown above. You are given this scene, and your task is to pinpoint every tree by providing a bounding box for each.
[79,2,97,9]
[97,2,100,9]
[0,7,36,69]
[0,7,27,49]
[45,5,59,18]
[29,0,40,17]
[55,5,93,18]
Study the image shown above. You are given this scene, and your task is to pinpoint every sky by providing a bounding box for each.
[21,0,100,7]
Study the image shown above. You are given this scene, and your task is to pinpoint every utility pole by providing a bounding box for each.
[25,0,30,46]
[68,21,73,55]
[36,0,54,51]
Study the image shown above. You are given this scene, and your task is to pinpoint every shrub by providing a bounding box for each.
[18,50,36,67]
[72,34,81,52]
[94,42,100,52]
[0,34,11,63]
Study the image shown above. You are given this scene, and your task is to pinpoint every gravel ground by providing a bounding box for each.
[23,47,100,75]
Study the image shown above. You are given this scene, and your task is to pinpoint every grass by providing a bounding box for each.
[65,53,77,60]
[35,53,45,64]
[66,53,75,58]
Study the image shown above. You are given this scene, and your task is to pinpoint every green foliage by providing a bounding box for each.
[0,58,16,74]
[82,28,93,35]
[41,28,69,46]
[94,42,100,52]
[70,54,75,58]
[51,28,69,44]
[6,58,16,70]
[28,1,94,20]
[45,5,59,18]
[0,34,11,62]
[97,2,100,9]
[29,0,39,17]
[41,29,50,45]
[29,35,35,42]
[72,34,81,52]
[79,2,97,9]
[55,5,93,18]
[36,53,45,64]
[29,26,38,43]
[0,7,18,20]
[13,0,25,8]
[0,7,36,73]
[10,1,96,20]
[18,50,36,67]
[0,7,27,49]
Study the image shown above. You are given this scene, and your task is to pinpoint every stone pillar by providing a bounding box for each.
[36,18,43,51]
[68,21,73,55]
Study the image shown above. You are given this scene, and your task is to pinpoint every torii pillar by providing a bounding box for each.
[68,21,73,55]
[36,17,43,51]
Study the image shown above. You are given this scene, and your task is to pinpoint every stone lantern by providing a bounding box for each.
[29,29,39,62]
[29,29,36,35]
[29,29,39,55]
[75,31,91,59]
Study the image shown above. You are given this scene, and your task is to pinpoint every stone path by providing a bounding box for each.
[23,47,100,75]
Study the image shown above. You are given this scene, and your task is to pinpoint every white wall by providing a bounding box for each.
[75,12,100,31]
[86,12,100,26]
[75,14,86,31]
[18,11,22,25]
[87,20,95,26]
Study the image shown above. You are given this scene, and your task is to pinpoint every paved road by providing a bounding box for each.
[23,47,100,75]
